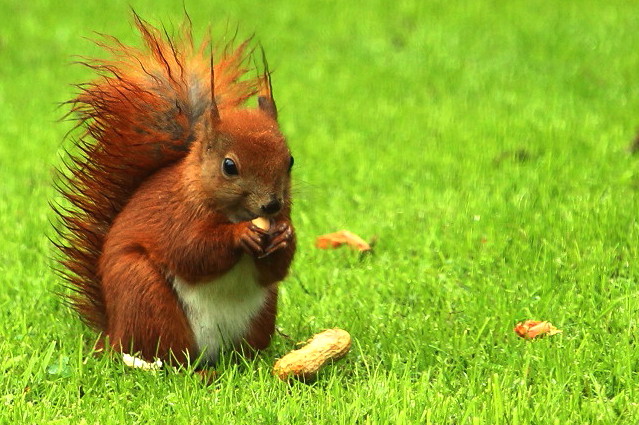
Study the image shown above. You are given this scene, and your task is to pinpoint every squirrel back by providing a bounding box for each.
[54,14,279,333]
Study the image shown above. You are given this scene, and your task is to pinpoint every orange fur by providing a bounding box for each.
[54,14,295,365]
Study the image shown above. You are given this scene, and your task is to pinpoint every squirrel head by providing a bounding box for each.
[188,108,293,223]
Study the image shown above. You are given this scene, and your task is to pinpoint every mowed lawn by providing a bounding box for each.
[2,0,639,423]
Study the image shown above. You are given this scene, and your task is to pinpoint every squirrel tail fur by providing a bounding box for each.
[53,13,270,332]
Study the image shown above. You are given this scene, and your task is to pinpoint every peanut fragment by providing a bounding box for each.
[273,328,351,381]
[121,353,163,370]
[316,230,371,252]
[514,320,562,339]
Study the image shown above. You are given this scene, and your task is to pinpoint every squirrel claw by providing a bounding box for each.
[259,240,288,258]
[239,229,264,257]
[260,223,293,257]
[269,222,290,237]
[248,223,269,236]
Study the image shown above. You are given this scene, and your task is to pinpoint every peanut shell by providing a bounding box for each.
[273,328,351,381]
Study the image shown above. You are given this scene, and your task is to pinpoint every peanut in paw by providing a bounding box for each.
[273,328,351,382]
[251,217,271,231]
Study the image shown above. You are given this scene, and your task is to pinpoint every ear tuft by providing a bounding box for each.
[257,46,277,120]
[210,53,221,125]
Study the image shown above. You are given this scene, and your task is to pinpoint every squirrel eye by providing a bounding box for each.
[288,155,294,172]
[222,158,238,176]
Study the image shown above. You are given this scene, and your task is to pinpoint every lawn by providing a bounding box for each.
[2,0,639,423]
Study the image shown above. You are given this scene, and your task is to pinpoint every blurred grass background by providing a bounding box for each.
[2,0,639,423]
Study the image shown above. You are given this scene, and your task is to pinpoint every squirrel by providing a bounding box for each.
[53,14,296,366]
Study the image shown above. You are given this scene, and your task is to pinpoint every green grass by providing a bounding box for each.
[2,0,639,423]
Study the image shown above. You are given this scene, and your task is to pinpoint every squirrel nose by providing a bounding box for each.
[260,199,282,215]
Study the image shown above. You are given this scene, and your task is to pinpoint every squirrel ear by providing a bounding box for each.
[257,47,277,121]
[258,95,277,121]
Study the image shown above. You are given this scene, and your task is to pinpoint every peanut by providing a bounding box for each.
[273,328,351,381]
[251,216,271,231]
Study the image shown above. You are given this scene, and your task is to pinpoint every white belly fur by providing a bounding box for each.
[172,256,266,364]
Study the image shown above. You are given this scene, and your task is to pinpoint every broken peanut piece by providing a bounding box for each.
[251,216,271,231]
[315,230,371,252]
[122,353,163,370]
[514,320,562,339]
[273,328,351,382]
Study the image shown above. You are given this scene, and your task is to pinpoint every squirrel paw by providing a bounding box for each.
[239,223,269,257]
[260,222,293,258]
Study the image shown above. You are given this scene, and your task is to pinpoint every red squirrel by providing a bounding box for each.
[54,14,295,366]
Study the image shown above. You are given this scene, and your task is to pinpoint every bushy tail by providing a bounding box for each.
[53,14,266,331]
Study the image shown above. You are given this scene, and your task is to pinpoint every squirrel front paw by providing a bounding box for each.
[260,222,294,258]
[238,221,293,258]
[238,223,269,257]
